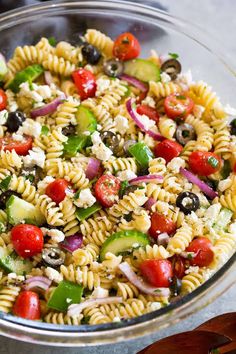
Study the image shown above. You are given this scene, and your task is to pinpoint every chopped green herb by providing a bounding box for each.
[48,36,57,47]
[119,180,129,198]
[81,316,90,324]
[208,156,219,168]
[41,125,49,136]
[0,176,11,191]
[177,95,186,100]
[211,349,220,354]
[28,81,34,91]
[0,222,6,233]
[187,253,194,260]
[24,174,35,183]
[168,52,179,59]
[74,190,81,200]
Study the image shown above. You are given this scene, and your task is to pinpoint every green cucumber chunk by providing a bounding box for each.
[7,64,44,93]
[76,202,102,221]
[213,208,233,232]
[221,160,231,179]
[47,280,83,312]
[63,135,88,157]
[76,106,97,136]
[0,248,32,275]
[0,176,12,191]
[124,59,160,83]
[128,142,153,169]
[100,230,150,261]
[0,59,8,81]
[6,195,45,226]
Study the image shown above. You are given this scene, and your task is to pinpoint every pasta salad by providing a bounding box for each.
[0,29,234,325]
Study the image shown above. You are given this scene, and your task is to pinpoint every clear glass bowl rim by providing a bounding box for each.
[0,0,235,346]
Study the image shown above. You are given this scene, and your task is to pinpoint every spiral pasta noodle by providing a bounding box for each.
[85,29,114,58]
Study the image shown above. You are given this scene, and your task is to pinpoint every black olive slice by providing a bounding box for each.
[100,131,120,154]
[81,43,101,65]
[230,118,236,136]
[103,59,124,78]
[176,191,200,215]
[161,59,181,80]
[170,276,182,296]
[42,247,65,267]
[176,123,196,145]
[6,111,26,133]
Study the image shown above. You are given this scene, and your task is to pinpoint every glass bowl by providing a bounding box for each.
[0,0,235,346]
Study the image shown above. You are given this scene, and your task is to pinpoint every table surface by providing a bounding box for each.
[0,0,236,353]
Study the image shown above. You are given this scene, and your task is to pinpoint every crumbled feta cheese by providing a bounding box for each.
[66,298,72,304]
[45,267,63,283]
[66,95,80,106]
[0,110,8,125]
[65,188,75,199]
[142,96,156,108]
[6,89,18,112]
[114,115,129,135]
[113,317,121,323]
[41,227,65,242]
[95,78,110,96]
[201,268,214,282]
[91,287,109,299]
[137,114,156,130]
[37,85,52,100]
[17,118,42,138]
[224,104,236,116]
[97,124,102,131]
[132,243,140,249]
[218,178,232,192]
[160,72,171,83]
[148,302,162,311]
[167,157,185,174]
[228,222,236,236]
[74,188,96,208]
[12,133,24,142]
[205,203,221,221]
[37,176,55,192]
[23,147,45,168]
[91,131,113,161]
[83,131,90,136]
[117,170,137,181]
[185,266,200,274]
[7,273,17,279]
[177,70,193,89]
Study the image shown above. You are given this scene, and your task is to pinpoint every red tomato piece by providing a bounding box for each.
[0,89,7,111]
[172,256,186,279]
[72,68,96,100]
[164,93,194,119]
[113,32,141,61]
[94,175,120,208]
[45,179,69,204]
[137,104,159,123]
[186,237,214,267]
[0,135,32,156]
[149,212,176,239]
[13,291,40,320]
[136,91,147,104]
[140,259,173,287]
[154,139,183,163]
[189,151,222,176]
[11,224,44,258]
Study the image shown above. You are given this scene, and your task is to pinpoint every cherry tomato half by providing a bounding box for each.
[149,212,176,239]
[0,89,7,111]
[140,259,173,287]
[186,237,214,267]
[0,135,32,156]
[189,151,222,176]
[11,224,44,258]
[164,93,194,120]
[72,68,96,100]
[154,139,183,163]
[45,178,69,204]
[137,104,159,123]
[94,175,120,208]
[172,256,186,279]
[13,291,41,320]
[113,32,141,61]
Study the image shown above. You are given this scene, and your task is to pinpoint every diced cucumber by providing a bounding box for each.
[47,280,83,312]
[76,106,97,137]
[0,248,32,275]
[100,230,150,261]
[0,59,8,81]
[63,135,88,157]
[221,160,231,179]
[6,195,45,226]
[76,202,102,221]
[213,208,233,232]
[7,64,44,93]
[128,142,153,169]
[124,59,160,82]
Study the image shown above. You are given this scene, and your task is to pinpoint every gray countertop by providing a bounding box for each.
[1,1,236,353]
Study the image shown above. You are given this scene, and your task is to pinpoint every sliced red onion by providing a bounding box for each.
[120,74,148,92]
[68,297,123,316]
[126,98,165,141]
[144,197,156,211]
[130,174,163,185]
[44,71,54,86]
[180,168,218,199]
[119,262,170,297]
[0,53,6,64]
[31,94,66,118]
[60,234,83,253]
[85,158,101,180]
[24,276,52,291]
[157,233,170,247]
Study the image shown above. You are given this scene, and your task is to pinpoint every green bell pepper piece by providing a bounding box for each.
[47,280,83,312]
[63,135,88,157]
[76,202,102,221]
[128,142,153,169]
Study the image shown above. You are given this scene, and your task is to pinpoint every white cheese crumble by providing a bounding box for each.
[45,267,63,283]
[167,157,185,174]
[218,178,232,192]
[91,287,109,299]
[41,227,65,243]
[177,69,193,89]
[160,72,171,83]
[117,170,137,181]
[114,115,129,135]
[113,317,121,323]
[37,176,55,193]
[205,203,221,221]
[74,188,96,208]
[91,131,113,161]
[142,96,156,108]
[23,147,45,168]
[17,118,42,138]
[12,133,24,142]
[6,89,18,112]
[228,222,236,236]
[137,113,156,130]
[185,266,200,275]
[0,110,8,125]
[148,302,162,311]
[95,77,110,96]
[8,273,25,282]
